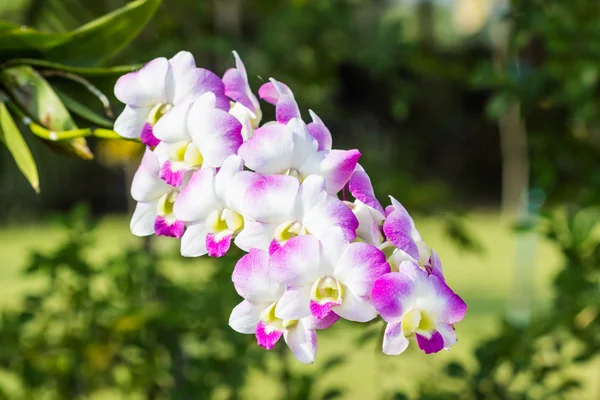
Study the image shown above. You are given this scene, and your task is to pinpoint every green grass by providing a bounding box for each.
[1,213,598,399]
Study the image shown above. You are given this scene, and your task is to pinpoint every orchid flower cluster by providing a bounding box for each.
[113,51,467,364]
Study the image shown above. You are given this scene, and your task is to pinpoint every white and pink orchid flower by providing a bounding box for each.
[229,249,337,364]
[238,118,360,195]
[371,261,466,355]
[238,174,358,254]
[151,92,243,187]
[223,51,262,138]
[114,51,229,146]
[242,79,359,194]
[269,228,390,323]
[130,148,185,238]
[173,155,261,258]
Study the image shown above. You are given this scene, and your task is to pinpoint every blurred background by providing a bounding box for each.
[0,0,599,399]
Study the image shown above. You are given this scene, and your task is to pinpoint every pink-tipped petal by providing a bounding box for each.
[382,322,410,355]
[180,223,208,257]
[256,322,283,350]
[173,168,219,222]
[288,118,318,168]
[284,319,317,364]
[114,57,170,107]
[301,149,361,195]
[205,233,232,257]
[333,289,378,322]
[189,108,243,168]
[154,216,185,238]
[243,175,298,223]
[258,80,292,104]
[430,274,467,325]
[276,94,301,124]
[371,270,418,323]
[114,105,152,140]
[131,148,170,202]
[130,201,157,236]
[275,286,312,321]
[229,300,262,334]
[383,201,420,260]
[270,235,322,287]
[141,123,160,146]
[416,331,445,354]
[334,242,390,298]
[307,110,332,151]
[302,196,359,243]
[225,171,263,215]
[349,165,383,214]
[238,123,295,174]
[175,67,227,107]
[232,248,282,303]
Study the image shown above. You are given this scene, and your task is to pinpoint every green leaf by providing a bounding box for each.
[0,27,64,61]
[0,65,93,159]
[55,89,113,128]
[0,102,40,193]
[44,0,162,67]
[5,59,140,77]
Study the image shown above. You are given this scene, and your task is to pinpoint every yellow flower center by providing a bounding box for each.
[401,308,436,338]
[148,103,173,125]
[310,276,343,304]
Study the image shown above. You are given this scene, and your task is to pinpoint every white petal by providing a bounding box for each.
[152,103,191,143]
[333,289,378,323]
[234,220,277,252]
[114,105,151,139]
[225,171,263,214]
[284,319,317,364]
[173,168,219,222]
[214,155,244,201]
[180,223,208,257]
[130,148,170,202]
[229,300,262,334]
[287,118,318,169]
[275,286,312,321]
[114,57,170,107]
[382,322,410,355]
[243,175,298,224]
[294,175,327,220]
[130,200,157,236]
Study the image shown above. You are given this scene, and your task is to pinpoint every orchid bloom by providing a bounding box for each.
[269,228,390,322]
[173,155,261,257]
[114,51,228,146]
[238,174,358,254]
[223,51,262,139]
[130,148,185,238]
[371,261,466,355]
[240,80,360,195]
[151,92,243,187]
[229,249,337,364]
[115,50,467,363]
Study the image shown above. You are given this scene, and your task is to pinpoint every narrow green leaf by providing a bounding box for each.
[54,89,114,128]
[0,27,65,61]
[44,0,162,67]
[4,59,139,77]
[0,102,40,193]
[0,65,93,159]
[0,20,21,32]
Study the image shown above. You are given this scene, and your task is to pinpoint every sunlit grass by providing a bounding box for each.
[1,213,598,398]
